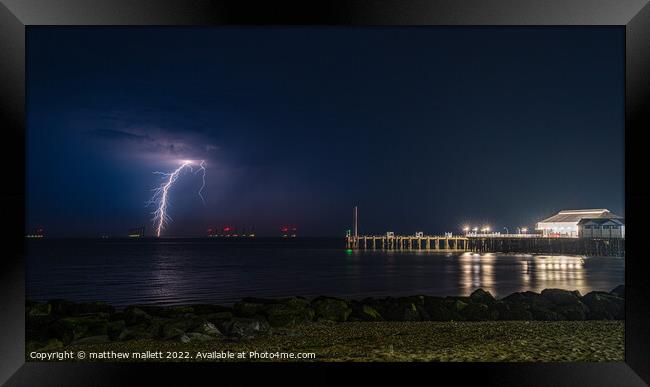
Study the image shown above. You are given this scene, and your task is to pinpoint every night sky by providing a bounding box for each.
[26,27,624,237]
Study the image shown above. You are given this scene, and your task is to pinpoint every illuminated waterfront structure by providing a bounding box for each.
[207,226,256,237]
[578,218,625,239]
[535,209,623,237]
[25,227,45,238]
[281,226,297,238]
[128,226,145,238]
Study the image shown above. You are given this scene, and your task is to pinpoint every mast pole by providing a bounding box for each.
[354,206,358,248]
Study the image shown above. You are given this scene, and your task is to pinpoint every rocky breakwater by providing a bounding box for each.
[26,285,625,353]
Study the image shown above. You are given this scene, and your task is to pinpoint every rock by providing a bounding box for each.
[541,289,582,305]
[240,297,279,305]
[27,303,52,317]
[526,292,555,307]
[445,298,468,316]
[136,305,194,318]
[540,289,588,320]
[201,312,234,324]
[382,301,419,321]
[191,321,223,337]
[265,298,314,327]
[117,322,160,341]
[361,305,382,320]
[27,338,64,353]
[501,292,526,303]
[159,317,202,340]
[447,296,472,304]
[222,317,270,339]
[51,316,109,344]
[486,302,502,320]
[610,285,625,298]
[582,291,624,320]
[359,297,382,307]
[461,303,491,321]
[503,291,552,306]
[179,334,191,343]
[233,298,279,317]
[470,289,496,305]
[48,299,77,317]
[161,327,186,341]
[233,301,269,317]
[163,306,195,317]
[110,312,125,322]
[495,302,533,320]
[180,332,218,343]
[71,335,111,345]
[380,297,425,321]
[426,305,454,321]
[131,305,164,316]
[76,301,115,316]
[501,290,586,320]
[107,320,126,340]
[349,302,383,321]
[41,299,116,318]
[421,296,453,321]
[528,306,562,321]
[191,304,232,315]
[501,291,560,321]
[124,307,152,326]
[555,304,588,320]
[442,303,467,321]
[312,297,352,322]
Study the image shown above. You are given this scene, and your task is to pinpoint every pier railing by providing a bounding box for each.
[347,235,624,256]
[347,235,469,251]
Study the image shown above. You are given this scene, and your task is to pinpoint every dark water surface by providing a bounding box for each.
[26,238,625,307]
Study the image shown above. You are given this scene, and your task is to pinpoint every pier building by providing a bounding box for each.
[535,209,623,237]
[578,218,625,239]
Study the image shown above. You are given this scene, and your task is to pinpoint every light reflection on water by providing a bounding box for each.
[27,240,624,307]
[456,253,590,297]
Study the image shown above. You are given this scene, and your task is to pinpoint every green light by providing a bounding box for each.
[346,249,353,254]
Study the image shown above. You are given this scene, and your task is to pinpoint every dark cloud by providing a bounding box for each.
[85,123,218,164]
[90,129,148,141]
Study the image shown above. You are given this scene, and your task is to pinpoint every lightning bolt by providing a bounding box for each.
[147,159,206,237]
[195,160,207,206]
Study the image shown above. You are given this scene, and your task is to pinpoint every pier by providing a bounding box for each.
[347,234,624,257]
[347,234,469,251]
[466,235,625,256]
[345,207,624,256]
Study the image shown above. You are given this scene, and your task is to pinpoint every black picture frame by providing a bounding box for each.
[1,1,649,385]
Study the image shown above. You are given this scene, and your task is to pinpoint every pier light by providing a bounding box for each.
[521,227,528,233]
[463,226,469,233]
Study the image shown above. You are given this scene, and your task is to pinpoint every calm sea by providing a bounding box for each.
[26,238,625,307]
